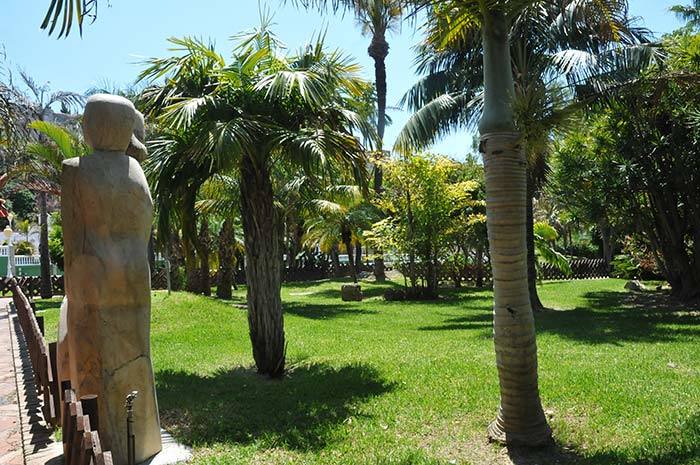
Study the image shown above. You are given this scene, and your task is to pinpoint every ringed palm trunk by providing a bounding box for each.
[369,33,389,283]
[38,191,52,298]
[240,154,285,378]
[479,8,551,447]
[216,217,235,300]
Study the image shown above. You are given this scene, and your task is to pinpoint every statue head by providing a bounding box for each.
[82,94,136,152]
[126,110,148,162]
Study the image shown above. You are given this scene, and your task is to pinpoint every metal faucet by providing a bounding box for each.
[126,391,139,465]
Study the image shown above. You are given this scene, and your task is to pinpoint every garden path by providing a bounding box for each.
[0,298,24,465]
[1,298,62,465]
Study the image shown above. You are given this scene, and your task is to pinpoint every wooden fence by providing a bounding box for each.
[62,389,113,465]
[9,280,113,464]
[2,275,64,297]
[540,258,609,280]
[10,280,61,426]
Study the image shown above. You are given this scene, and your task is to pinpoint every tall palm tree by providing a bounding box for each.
[41,0,98,37]
[196,174,243,300]
[304,185,376,282]
[461,2,550,446]
[139,22,371,377]
[399,0,650,311]
[401,0,653,445]
[12,120,86,280]
[671,1,700,29]
[145,128,215,294]
[11,73,83,297]
[289,0,402,282]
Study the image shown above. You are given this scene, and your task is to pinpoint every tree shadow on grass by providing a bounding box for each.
[155,362,394,451]
[418,312,492,332]
[506,413,700,465]
[284,302,379,320]
[33,298,62,312]
[309,281,403,300]
[536,290,700,345]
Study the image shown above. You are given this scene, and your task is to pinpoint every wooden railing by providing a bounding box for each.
[1,275,64,297]
[62,389,113,465]
[10,280,61,426]
[9,280,113,464]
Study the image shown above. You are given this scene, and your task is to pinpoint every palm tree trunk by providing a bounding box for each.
[216,217,235,300]
[355,242,362,275]
[198,217,211,297]
[475,245,484,288]
[38,191,52,298]
[343,235,357,283]
[369,36,389,283]
[181,196,201,293]
[526,186,544,312]
[479,8,550,447]
[148,228,156,272]
[240,155,285,378]
[330,244,341,277]
[183,241,199,292]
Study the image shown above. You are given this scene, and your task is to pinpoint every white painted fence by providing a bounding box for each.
[15,256,41,266]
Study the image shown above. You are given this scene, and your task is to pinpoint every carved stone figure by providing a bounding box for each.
[126,110,148,162]
[61,93,161,464]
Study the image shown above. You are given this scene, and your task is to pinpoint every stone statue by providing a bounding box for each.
[61,94,161,464]
[57,109,148,389]
[127,110,148,162]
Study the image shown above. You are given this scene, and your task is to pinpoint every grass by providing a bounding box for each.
[35,278,700,465]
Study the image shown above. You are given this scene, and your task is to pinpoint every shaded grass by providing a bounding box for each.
[35,279,700,465]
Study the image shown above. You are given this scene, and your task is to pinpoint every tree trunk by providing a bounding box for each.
[216,217,235,300]
[198,218,211,296]
[426,246,438,298]
[526,188,544,312]
[343,233,357,283]
[240,155,285,377]
[647,190,699,299]
[479,8,551,447]
[355,242,362,275]
[369,37,388,283]
[330,244,341,277]
[406,189,417,289]
[182,201,200,293]
[475,245,484,288]
[148,228,156,273]
[183,241,199,293]
[598,219,613,272]
[38,192,52,298]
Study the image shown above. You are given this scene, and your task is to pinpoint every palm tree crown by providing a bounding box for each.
[139,18,372,377]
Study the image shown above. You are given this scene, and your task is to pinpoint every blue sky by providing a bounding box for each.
[0,1,685,158]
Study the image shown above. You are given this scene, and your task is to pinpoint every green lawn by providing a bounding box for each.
[35,279,700,465]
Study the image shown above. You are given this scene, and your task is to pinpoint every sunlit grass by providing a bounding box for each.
[35,278,700,464]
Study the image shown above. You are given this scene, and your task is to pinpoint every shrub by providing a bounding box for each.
[14,240,35,255]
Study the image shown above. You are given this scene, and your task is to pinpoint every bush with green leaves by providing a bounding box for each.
[14,240,35,256]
